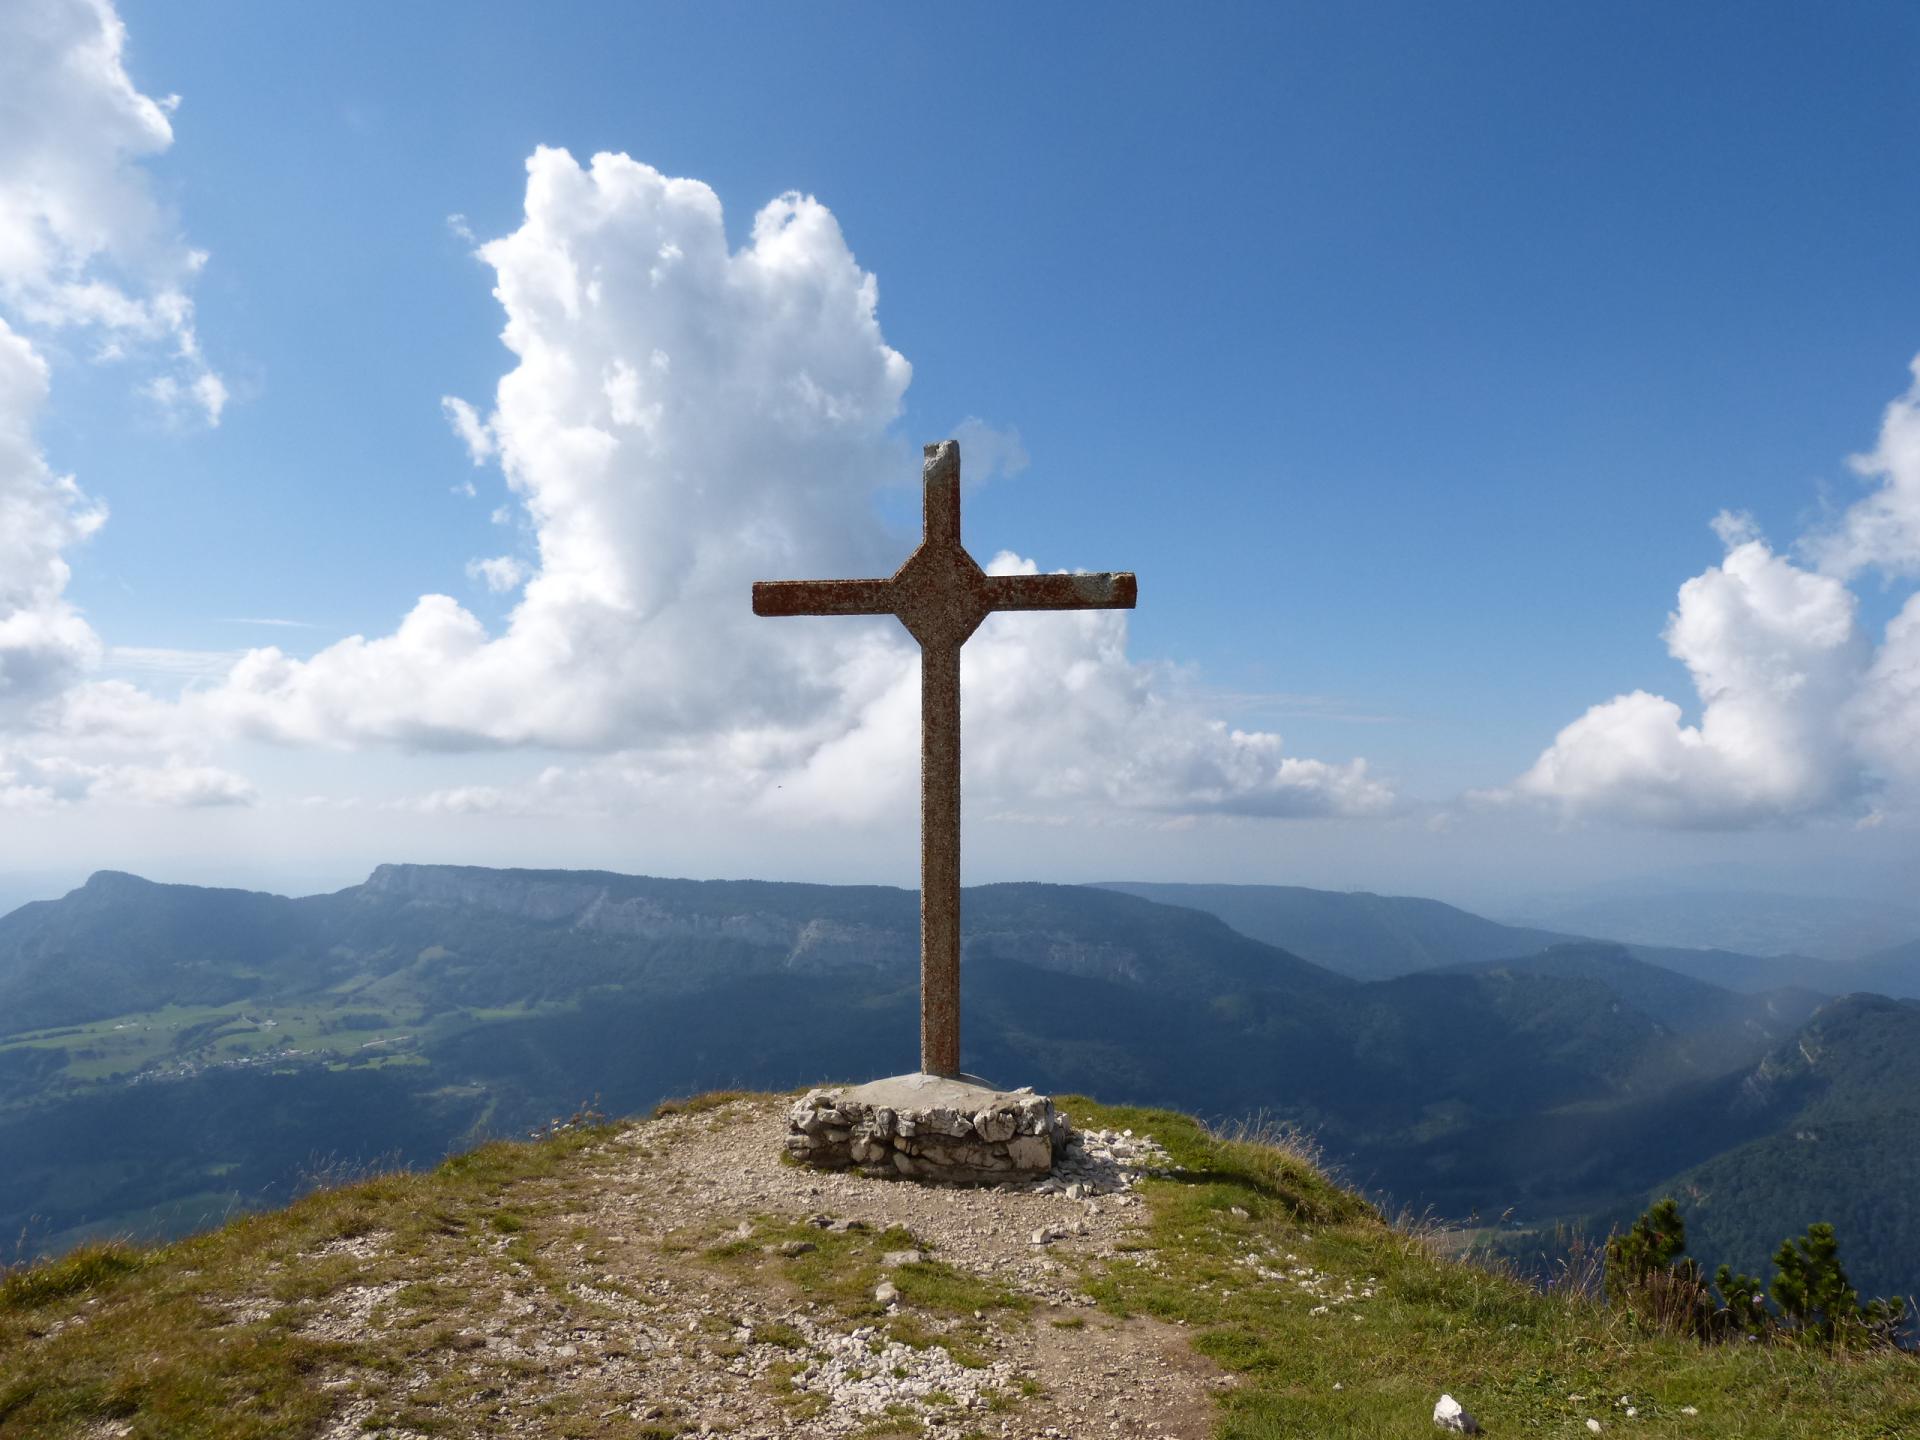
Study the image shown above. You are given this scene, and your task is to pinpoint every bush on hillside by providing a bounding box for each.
[1767,1222,1907,1347]
[1603,1197,1710,1336]
[1711,1263,1771,1338]
[1608,1200,1907,1348]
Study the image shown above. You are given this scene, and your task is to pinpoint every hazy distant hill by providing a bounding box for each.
[1849,937,1920,1002]
[1501,888,1920,965]
[1095,880,1569,980]
[1443,942,1829,1090]
[0,865,1912,1302]
[0,871,330,1033]
[1445,940,1826,1033]
[1096,880,1837,993]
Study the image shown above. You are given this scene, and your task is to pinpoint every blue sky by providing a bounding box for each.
[2,1,1917,908]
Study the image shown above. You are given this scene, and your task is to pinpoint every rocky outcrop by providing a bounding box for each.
[964,928,1150,986]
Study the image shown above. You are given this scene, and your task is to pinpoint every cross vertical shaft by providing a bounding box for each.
[918,449,964,1075]
[752,439,1136,1076]
[920,637,961,1077]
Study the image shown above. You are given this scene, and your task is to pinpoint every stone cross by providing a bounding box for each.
[753,441,1137,1077]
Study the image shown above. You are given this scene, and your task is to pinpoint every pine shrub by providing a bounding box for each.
[1603,1198,1710,1336]
[1769,1222,1907,1346]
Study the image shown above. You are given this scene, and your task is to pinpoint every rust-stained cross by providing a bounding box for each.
[753,440,1137,1077]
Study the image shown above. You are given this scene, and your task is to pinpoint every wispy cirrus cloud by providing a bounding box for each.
[104,646,245,679]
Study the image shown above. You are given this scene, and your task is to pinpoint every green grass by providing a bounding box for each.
[0,1244,147,1311]
[1062,1097,1920,1439]
[649,1089,765,1119]
[0,1117,623,1439]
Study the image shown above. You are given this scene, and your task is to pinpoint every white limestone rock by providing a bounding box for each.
[1434,1394,1481,1434]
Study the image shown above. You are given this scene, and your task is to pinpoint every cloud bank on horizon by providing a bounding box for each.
[1513,364,1920,828]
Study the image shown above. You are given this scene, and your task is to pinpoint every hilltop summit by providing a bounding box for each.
[4,1093,1915,1438]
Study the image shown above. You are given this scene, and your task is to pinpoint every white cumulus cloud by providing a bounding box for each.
[1855,592,1920,792]
[0,319,105,720]
[0,0,224,423]
[466,555,528,594]
[0,751,253,809]
[1805,357,1920,580]
[0,0,246,809]
[196,149,1389,821]
[1516,359,1920,828]
[441,395,495,464]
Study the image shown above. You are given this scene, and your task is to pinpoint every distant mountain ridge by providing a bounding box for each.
[1442,942,1828,1083]
[1849,937,1920,1002]
[1,864,1915,1303]
[0,866,1348,1038]
[1095,880,1570,980]
[355,862,1355,999]
[1095,880,1894,996]
[1499,887,1920,964]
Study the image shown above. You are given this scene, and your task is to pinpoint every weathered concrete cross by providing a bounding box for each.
[753,441,1137,1077]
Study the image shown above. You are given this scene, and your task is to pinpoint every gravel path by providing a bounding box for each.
[290,1095,1227,1438]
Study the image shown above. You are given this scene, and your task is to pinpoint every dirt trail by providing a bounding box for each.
[280,1097,1226,1438]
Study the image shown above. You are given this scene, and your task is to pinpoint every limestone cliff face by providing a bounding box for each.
[363,863,918,972]
[363,864,797,948]
[359,864,1241,989]
[783,917,912,974]
[365,864,630,924]
[568,889,794,948]
[963,928,1150,986]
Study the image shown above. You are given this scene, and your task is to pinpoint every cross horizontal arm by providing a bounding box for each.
[983,571,1137,613]
[752,578,896,618]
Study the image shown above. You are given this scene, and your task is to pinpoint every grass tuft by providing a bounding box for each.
[0,1243,146,1311]
[650,1090,766,1119]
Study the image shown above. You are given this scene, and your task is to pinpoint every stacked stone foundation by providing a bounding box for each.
[786,1080,1071,1183]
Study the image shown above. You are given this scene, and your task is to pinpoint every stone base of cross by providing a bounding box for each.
[784,1072,1074,1183]
[753,439,1136,1081]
